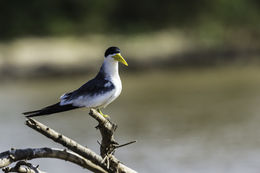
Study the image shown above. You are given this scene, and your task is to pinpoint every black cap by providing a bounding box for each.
[104,47,120,57]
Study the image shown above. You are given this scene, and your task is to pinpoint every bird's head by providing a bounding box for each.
[104,47,128,66]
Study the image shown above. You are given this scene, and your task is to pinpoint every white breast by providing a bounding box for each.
[64,57,123,109]
[103,75,122,108]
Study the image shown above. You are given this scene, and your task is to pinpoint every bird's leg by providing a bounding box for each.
[97,109,110,118]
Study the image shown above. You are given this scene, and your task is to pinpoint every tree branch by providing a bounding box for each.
[0,148,106,173]
[25,118,111,172]
[2,160,45,173]
[1,108,137,173]
[89,109,118,157]
[89,109,137,173]
[25,109,137,173]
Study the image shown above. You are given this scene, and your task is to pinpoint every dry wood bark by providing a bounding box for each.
[0,109,137,173]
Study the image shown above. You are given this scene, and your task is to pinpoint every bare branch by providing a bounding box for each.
[25,118,111,172]
[89,109,118,157]
[0,148,107,173]
[21,109,137,173]
[89,109,137,173]
[2,161,45,173]
[115,141,137,149]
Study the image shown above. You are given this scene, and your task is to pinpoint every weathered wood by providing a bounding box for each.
[2,161,45,173]
[0,148,106,173]
[89,109,137,173]
[25,118,111,172]
[89,109,118,157]
[0,109,137,173]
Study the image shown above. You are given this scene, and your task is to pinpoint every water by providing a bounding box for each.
[1,66,260,173]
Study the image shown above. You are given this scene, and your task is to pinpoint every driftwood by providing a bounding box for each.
[2,160,45,173]
[0,109,137,173]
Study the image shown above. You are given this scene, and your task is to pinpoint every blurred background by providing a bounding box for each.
[0,0,260,172]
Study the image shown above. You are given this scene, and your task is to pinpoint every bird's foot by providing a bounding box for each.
[103,114,110,118]
[97,109,110,119]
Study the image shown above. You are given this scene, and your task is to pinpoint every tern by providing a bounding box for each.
[23,46,128,118]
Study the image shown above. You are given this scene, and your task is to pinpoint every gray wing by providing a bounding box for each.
[60,78,115,105]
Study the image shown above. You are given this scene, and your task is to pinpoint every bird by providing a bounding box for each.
[23,46,128,118]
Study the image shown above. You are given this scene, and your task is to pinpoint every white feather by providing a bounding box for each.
[60,55,122,109]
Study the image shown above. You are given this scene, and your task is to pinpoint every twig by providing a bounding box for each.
[0,148,106,173]
[2,161,44,173]
[115,141,137,149]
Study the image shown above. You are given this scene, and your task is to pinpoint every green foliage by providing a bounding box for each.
[0,0,259,39]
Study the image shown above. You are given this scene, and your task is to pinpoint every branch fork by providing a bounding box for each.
[0,109,137,173]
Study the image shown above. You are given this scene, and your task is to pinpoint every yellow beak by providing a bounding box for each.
[112,53,128,66]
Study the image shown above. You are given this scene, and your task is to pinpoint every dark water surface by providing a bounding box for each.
[1,66,260,173]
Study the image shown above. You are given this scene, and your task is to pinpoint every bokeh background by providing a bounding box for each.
[1,1,260,173]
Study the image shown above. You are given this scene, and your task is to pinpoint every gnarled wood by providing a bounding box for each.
[0,148,106,173]
[0,109,137,173]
